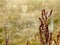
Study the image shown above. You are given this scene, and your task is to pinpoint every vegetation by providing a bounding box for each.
[0,0,60,45]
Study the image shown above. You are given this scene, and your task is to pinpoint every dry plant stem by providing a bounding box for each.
[5,27,9,45]
[26,40,28,45]
[57,32,60,45]
[39,9,53,45]
[49,33,52,45]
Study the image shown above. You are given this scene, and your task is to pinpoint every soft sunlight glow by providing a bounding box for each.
[49,19,54,33]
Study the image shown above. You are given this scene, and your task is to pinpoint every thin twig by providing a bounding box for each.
[4,26,9,45]
[39,9,53,45]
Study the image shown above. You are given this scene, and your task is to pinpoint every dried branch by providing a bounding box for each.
[26,40,29,45]
[39,9,53,45]
[57,31,60,45]
[4,26,9,45]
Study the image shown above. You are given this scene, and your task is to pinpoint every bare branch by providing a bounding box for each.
[39,9,53,45]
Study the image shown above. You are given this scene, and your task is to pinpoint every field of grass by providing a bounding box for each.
[0,0,60,45]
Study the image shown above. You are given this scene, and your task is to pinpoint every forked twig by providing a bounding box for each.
[39,9,53,45]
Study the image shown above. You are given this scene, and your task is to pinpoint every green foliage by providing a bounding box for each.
[54,18,60,24]
[0,28,3,33]
[0,39,3,44]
